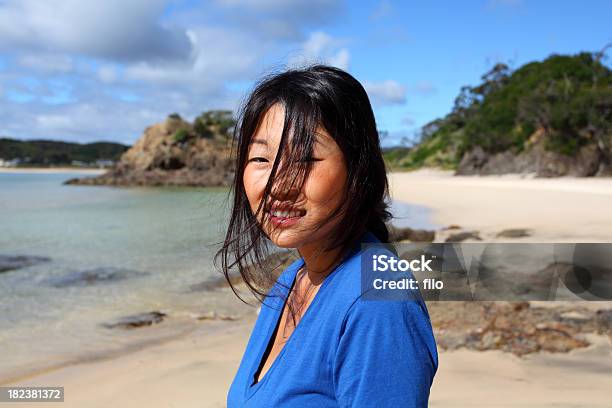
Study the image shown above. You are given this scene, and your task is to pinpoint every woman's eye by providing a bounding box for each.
[248,157,268,163]
[298,157,321,162]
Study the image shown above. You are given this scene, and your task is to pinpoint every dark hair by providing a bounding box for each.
[213,64,391,318]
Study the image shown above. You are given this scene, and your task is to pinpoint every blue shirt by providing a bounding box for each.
[227,230,439,407]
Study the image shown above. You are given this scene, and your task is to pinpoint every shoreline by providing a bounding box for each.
[3,168,612,406]
[0,316,243,386]
[0,167,107,174]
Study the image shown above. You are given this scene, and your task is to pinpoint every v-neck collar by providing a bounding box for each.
[243,230,378,400]
[244,257,304,399]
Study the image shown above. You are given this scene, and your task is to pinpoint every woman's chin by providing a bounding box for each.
[267,230,303,249]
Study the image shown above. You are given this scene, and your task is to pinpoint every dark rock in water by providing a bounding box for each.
[496,228,532,238]
[102,311,167,329]
[0,255,51,273]
[387,224,435,242]
[444,231,481,242]
[47,267,149,287]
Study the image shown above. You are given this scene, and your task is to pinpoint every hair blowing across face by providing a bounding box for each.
[213,64,392,309]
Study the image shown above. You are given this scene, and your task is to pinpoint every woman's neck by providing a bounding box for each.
[297,241,345,286]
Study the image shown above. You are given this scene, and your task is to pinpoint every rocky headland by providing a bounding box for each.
[64,112,235,187]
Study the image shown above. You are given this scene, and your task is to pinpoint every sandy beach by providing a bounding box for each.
[3,169,612,407]
[4,314,610,408]
[389,169,612,243]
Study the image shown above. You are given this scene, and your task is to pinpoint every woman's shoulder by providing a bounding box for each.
[342,294,432,329]
[327,236,401,302]
[337,291,439,371]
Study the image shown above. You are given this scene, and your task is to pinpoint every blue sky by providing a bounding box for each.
[0,0,610,147]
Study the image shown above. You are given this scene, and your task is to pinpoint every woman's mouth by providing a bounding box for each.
[267,208,306,228]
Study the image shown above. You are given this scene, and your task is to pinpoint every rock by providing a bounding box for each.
[431,302,592,356]
[512,301,530,312]
[496,228,532,238]
[64,116,235,187]
[387,225,435,242]
[0,254,51,273]
[480,331,504,349]
[595,309,612,334]
[455,133,607,178]
[444,231,481,242]
[188,271,243,292]
[534,324,590,353]
[102,311,167,329]
[194,311,239,321]
[559,311,592,324]
[538,143,601,177]
[47,267,149,287]
[455,146,489,175]
[435,331,466,350]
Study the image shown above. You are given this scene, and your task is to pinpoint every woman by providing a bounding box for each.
[215,64,438,407]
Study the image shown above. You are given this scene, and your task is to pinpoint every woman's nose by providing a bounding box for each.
[270,177,300,202]
[270,165,301,201]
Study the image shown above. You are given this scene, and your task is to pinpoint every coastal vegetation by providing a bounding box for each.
[0,138,128,167]
[384,50,612,176]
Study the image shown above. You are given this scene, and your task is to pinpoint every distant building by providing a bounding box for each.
[94,159,115,168]
[0,158,20,167]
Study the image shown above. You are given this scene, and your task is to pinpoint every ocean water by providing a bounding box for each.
[0,171,437,381]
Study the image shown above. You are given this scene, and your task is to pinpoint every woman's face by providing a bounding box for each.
[243,103,348,249]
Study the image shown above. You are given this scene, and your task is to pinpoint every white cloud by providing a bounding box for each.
[363,80,407,106]
[0,0,350,142]
[17,54,74,73]
[0,0,193,63]
[288,31,351,70]
[97,66,118,84]
[122,25,267,92]
[328,49,350,71]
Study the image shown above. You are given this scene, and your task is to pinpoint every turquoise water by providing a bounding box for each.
[0,172,242,381]
[0,171,437,382]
